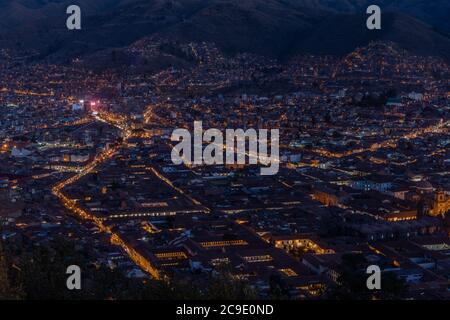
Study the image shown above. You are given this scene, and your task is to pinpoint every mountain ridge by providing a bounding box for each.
[0,0,449,62]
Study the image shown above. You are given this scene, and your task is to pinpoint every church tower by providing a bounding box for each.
[429,189,450,217]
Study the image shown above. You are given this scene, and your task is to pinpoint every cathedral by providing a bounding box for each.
[428,190,450,217]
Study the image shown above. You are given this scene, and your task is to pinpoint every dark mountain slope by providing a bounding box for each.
[296,0,450,33]
[296,12,450,61]
[0,0,448,62]
[156,0,326,57]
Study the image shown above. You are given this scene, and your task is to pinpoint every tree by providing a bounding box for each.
[376,272,408,300]
[0,238,22,299]
[111,180,120,191]
[326,253,409,300]
[7,236,262,300]
[206,272,259,300]
[0,240,11,298]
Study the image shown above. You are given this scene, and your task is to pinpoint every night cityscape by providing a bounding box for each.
[0,0,450,308]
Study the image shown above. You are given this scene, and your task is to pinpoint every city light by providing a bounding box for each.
[0,1,449,303]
